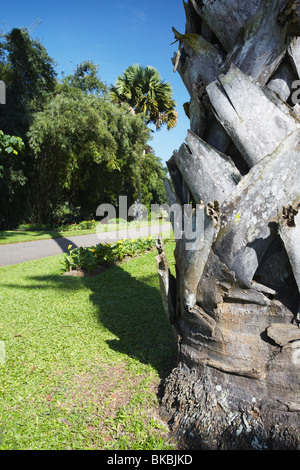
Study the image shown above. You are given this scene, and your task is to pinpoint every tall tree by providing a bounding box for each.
[138,147,168,208]
[111,64,178,130]
[62,60,107,95]
[0,28,57,227]
[156,0,300,450]
[27,88,157,222]
[0,28,57,137]
[0,130,25,228]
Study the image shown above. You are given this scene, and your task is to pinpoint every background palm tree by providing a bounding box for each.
[111,64,178,130]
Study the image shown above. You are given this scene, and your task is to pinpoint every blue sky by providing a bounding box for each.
[1,0,190,164]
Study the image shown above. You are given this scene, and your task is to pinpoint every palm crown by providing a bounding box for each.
[111,64,178,130]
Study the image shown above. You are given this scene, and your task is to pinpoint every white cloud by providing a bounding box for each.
[133,10,146,23]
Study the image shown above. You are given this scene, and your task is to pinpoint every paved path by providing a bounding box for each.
[0,223,172,267]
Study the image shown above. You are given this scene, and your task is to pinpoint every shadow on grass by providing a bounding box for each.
[0,230,62,241]
[87,266,178,377]
[7,263,177,378]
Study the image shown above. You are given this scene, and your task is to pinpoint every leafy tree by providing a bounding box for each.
[138,147,168,208]
[0,130,24,160]
[0,28,57,227]
[0,28,57,137]
[27,87,158,222]
[0,130,25,228]
[111,64,178,130]
[0,29,168,227]
[62,60,107,95]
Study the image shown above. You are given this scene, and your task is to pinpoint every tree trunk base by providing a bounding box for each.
[161,362,300,450]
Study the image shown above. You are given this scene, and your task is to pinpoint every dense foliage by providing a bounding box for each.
[27,88,152,222]
[0,29,175,229]
[64,236,156,273]
[0,28,57,228]
[0,130,25,228]
[111,64,178,130]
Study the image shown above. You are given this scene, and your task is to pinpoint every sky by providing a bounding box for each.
[1,0,191,164]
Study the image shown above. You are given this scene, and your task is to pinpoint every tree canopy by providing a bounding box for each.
[111,64,178,130]
[0,29,172,228]
[0,130,25,228]
[27,88,154,222]
[61,60,107,95]
[0,28,57,136]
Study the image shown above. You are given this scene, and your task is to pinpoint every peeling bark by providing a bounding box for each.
[188,0,265,52]
[155,235,179,336]
[206,64,300,168]
[267,59,297,101]
[181,201,220,310]
[279,203,300,323]
[288,36,300,78]
[173,130,241,206]
[166,155,190,206]
[158,0,300,450]
[172,27,223,92]
[224,0,288,84]
[279,203,300,292]
[214,129,300,287]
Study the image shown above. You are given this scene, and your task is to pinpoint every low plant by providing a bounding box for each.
[106,218,128,225]
[18,223,52,231]
[56,219,97,232]
[64,236,156,273]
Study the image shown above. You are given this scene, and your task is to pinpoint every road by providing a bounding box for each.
[0,223,172,267]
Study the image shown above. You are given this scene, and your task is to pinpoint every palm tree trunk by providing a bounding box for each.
[156,0,300,450]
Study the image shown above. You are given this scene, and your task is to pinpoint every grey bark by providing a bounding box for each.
[289,36,300,78]
[223,0,288,84]
[173,133,240,206]
[206,64,300,168]
[156,0,300,450]
[214,128,300,288]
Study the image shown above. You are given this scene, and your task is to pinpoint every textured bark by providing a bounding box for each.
[206,65,300,168]
[174,130,241,205]
[157,0,300,450]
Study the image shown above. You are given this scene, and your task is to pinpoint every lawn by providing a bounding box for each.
[0,241,178,450]
[0,219,170,245]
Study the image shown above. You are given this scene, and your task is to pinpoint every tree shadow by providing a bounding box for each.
[50,236,78,252]
[88,267,178,377]
[7,262,177,378]
[0,230,64,241]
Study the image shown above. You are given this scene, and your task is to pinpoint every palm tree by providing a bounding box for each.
[156,0,300,450]
[111,64,178,130]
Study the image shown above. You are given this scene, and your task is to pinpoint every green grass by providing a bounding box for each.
[0,219,170,245]
[0,241,177,450]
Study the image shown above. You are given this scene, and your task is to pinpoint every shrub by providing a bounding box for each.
[64,236,156,273]
[18,223,52,231]
[56,219,97,232]
[107,218,128,225]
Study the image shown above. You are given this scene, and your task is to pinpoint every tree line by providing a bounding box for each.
[0,28,177,229]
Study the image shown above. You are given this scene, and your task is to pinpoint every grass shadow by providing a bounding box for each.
[6,255,177,379]
[86,266,178,377]
[0,247,179,450]
[0,230,62,242]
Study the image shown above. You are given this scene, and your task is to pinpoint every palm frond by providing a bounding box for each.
[110,64,177,130]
